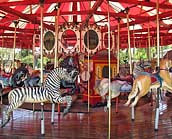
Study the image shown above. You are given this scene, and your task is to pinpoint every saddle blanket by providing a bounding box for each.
[151,76,158,84]
[120,84,132,92]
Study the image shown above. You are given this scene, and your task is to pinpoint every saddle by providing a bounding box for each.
[150,73,163,87]
[112,74,133,85]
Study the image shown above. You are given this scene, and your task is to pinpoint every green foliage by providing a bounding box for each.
[119,45,172,64]
[0,45,172,69]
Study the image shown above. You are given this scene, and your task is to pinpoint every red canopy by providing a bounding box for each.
[0,0,172,49]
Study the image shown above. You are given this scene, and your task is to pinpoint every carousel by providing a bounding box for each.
[0,0,172,139]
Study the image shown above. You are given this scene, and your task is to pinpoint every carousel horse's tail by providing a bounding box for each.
[124,79,139,106]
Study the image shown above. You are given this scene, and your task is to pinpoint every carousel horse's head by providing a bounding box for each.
[138,60,151,69]
[60,56,75,67]
[69,68,79,82]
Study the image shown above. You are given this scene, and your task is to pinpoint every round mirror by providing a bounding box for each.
[104,33,113,48]
[61,29,77,50]
[84,30,99,50]
[43,31,55,51]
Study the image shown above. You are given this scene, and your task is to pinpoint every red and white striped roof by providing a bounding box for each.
[0,0,172,49]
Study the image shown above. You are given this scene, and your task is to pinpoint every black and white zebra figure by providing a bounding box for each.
[1,67,78,128]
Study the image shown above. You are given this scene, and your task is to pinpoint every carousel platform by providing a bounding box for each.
[0,94,172,139]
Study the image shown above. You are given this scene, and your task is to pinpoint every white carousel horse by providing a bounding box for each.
[94,61,151,109]
[125,59,172,107]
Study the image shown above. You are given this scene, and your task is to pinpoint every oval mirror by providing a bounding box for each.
[43,31,55,51]
[84,30,99,50]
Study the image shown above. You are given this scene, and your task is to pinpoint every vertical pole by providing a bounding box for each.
[87,29,90,113]
[40,0,45,135]
[156,0,160,67]
[155,0,160,131]
[40,2,44,84]
[87,1,91,113]
[41,102,45,135]
[133,26,136,56]
[51,102,55,124]
[148,23,151,60]
[32,33,36,69]
[126,11,132,75]
[12,21,18,73]
[107,1,111,139]
[126,9,135,120]
[54,3,60,68]
[52,3,61,124]
[117,18,120,74]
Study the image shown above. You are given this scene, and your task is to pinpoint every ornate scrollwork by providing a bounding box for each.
[82,25,101,54]
[58,24,80,54]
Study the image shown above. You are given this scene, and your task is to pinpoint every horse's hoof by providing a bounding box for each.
[63,109,69,117]
[124,102,129,107]
[104,106,108,112]
[1,118,10,128]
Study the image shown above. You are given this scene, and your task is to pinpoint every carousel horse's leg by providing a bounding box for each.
[125,81,139,106]
[130,88,148,107]
[1,101,23,128]
[62,95,72,116]
[52,93,72,116]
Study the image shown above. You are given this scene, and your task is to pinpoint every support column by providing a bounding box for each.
[155,0,160,131]
[40,0,45,135]
[107,1,111,139]
[117,18,120,74]
[51,3,61,124]
[12,20,18,73]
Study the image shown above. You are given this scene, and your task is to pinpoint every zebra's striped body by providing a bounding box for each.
[1,67,78,128]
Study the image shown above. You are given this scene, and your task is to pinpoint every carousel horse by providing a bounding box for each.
[10,65,40,88]
[94,60,152,106]
[10,65,29,88]
[59,55,79,94]
[125,59,172,107]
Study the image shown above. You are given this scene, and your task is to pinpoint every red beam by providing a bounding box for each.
[102,10,172,32]
[0,6,54,31]
[109,0,172,9]
[81,0,104,28]
[0,0,95,6]
[0,25,37,34]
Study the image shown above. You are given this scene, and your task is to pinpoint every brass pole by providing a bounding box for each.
[155,0,160,131]
[107,1,111,139]
[40,2,44,84]
[117,19,120,74]
[126,11,132,74]
[54,3,60,68]
[148,23,151,60]
[12,21,18,72]
[87,29,90,113]
[32,33,36,69]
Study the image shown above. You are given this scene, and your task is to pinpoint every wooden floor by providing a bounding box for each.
[0,95,172,139]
